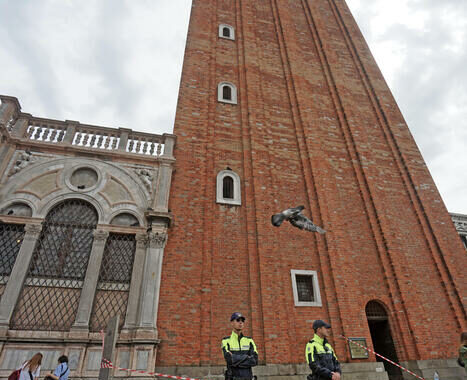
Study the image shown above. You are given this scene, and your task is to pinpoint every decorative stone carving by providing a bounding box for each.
[9,151,38,176]
[6,116,15,132]
[93,230,109,242]
[453,221,467,233]
[148,232,167,248]
[136,234,149,249]
[24,223,43,239]
[134,168,154,194]
[451,213,467,233]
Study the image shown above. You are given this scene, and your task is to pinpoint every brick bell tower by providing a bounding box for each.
[159,0,466,379]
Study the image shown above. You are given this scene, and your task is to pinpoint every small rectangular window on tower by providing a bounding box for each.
[291,269,322,307]
[296,275,314,302]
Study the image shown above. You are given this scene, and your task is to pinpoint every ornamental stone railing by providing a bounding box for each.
[0,95,175,159]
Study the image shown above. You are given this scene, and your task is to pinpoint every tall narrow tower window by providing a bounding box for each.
[219,24,235,40]
[218,82,237,104]
[223,176,234,199]
[223,86,232,101]
[217,170,241,205]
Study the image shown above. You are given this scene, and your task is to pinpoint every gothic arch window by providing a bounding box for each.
[11,199,98,331]
[217,170,241,205]
[218,82,238,104]
[219,24,235,40]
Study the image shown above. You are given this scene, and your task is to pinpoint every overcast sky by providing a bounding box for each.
[0,0,465,214]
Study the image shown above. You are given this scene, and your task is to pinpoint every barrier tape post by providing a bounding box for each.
[99,315,120,380]
[340,335,426,380]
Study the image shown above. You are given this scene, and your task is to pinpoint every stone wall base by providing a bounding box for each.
[400,359,465,380]
[113,362,388,380]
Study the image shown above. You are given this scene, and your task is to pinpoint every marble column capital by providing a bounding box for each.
[24,223,43,239]
[148,232,167,249]
[135,233,149,249]
[93,229,109,242]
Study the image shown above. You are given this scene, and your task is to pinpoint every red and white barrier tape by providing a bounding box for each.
[340,335,426,380]
[98,331,425,380]
[101,358,204,380]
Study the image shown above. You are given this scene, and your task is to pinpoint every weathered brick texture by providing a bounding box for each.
[158,0,467,367]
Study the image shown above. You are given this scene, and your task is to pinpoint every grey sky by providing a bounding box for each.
[0,1,465,213]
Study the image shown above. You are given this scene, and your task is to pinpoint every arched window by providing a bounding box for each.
[217,170,241,205]
[223,176,234,199]
[223,85,232,101]
[218,82,238,104]
[219,24,235,40]
[11,199,98,331]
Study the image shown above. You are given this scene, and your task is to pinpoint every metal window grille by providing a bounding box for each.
[223,176,234,199]
[11,199,98,331]
[89,233,136,332]
[365,301,388,320]
[296,274,314,302]
[0,223,25,299]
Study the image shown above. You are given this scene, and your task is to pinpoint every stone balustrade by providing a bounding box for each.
[0,95,175,159]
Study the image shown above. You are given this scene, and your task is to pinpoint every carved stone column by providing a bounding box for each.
[152,163,173,213]
[0,223,42,328]
[122,233,148,330]
[72,229,109,331]
[137,231,167,335]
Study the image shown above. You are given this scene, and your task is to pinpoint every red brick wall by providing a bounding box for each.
[158,0,467,367]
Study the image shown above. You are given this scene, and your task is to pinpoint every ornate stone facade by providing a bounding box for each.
[450,212,467,249]
[0,95,175,378]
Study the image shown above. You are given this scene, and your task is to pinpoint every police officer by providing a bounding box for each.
[222,312,258,380]
[305,320,341,380]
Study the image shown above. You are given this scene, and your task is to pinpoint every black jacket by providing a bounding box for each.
[222,331,258,379]
[306,334,341,380]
